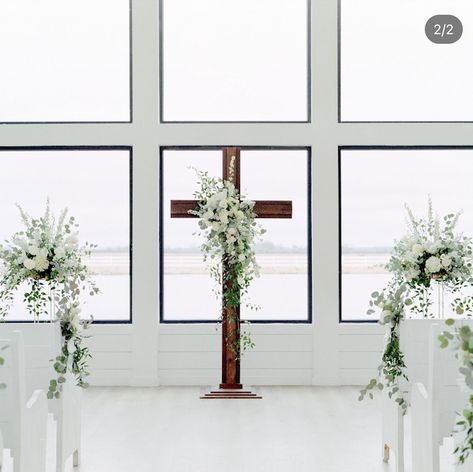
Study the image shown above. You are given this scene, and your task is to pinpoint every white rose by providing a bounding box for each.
[39,247,48,259]
[207,197,218,209]
[411,244,424,257]
[34,256,49,272]
[23,258,36,270]
[441,254,452,268]
[218,198,228,209]
[238,254,245,262]
[28,245,39,256]
[425,256,442,273]
[450,251,459,261]
[54,246,66,259]
[226,227,237,236]
[211,222,220,232]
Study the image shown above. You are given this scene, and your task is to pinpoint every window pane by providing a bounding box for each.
[340,0,473,122]
[161,0,309,122]
[162,149,310,321]
[0,149,131,322]
[240,150,309,321]
[0,0,130,122]
[340,148,473,321]
[162,150,222,321]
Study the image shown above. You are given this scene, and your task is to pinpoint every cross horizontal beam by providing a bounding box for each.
[170,200,292,219]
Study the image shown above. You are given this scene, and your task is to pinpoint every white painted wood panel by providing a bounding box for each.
[339,334,384,352]
[158,334,313,352]
[339,351,380,369]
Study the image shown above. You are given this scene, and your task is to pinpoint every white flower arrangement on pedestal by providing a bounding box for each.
[361,200,473,413]
[0,201,98,398]
[189,162,266,355]
[385,199,473,318]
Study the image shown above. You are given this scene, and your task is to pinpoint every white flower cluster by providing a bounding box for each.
[0,203,86,286]
[197,183,262,278]
[190,166,265,306]
[388,202,473,289]
[12,232,79,276]
[0,201,98,320]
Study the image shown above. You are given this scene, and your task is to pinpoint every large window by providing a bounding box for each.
[161,0,309,122]
[0,0,131,122]
[340,0,473,122]
[0,148,131,322]
[340,147,473,321]
[161,148,311,322]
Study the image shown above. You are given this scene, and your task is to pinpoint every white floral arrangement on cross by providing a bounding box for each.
[0,201,98,398]
[360,200,473,413]
[189,159,265,355]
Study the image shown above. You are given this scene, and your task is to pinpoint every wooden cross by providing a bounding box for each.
[170,147,292,398]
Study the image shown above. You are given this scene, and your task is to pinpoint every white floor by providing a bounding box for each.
[2,386,458,472]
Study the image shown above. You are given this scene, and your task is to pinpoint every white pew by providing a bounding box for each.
[381,319,430,471]
[0,323,82,472]
[0,428,4,471]
[411,322,471,472]
[0,331,48,472]
[382,319,473,471]
[0,428,3,471]
[381,387,404,471]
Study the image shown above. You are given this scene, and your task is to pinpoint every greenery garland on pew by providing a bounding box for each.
[189,159,266,357]
[359,284,410,413]
[360,201,473,414]
[0,201,98,398]
[439,319,473,464]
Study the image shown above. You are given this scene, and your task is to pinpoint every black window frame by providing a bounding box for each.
[159,145,313,324]
[0,145,133,325]
[338,145,473,323]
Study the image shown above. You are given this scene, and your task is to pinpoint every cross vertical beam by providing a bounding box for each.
[220,148,241,389]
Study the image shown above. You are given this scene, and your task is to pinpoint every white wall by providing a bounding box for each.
[2,0,472,387]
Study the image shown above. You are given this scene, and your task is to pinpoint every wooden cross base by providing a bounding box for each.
[200,388,262,400]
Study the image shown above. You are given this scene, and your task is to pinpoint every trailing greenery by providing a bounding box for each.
[439,319,473,464]
[359,284,410,413]
[0,201,98,397]
[189,159,265,357]
[48,291,92,398]
[361,201,473,413]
